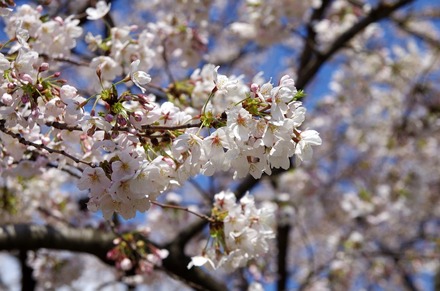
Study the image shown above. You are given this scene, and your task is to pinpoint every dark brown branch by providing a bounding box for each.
[141,122,202,131]
[45,122,82,131]
[296,0,415,89]
[0,224,115,262]
[45,121,203,132]
[298,0,334,73]
[162,241,227,291]
[19,250,36,291]
[0,223,227,291]
[276,224,291,291]
[392,16,440,48]
[375,244,418,291]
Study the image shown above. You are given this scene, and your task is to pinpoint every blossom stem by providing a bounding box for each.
[201,90,216,117]
[151,201,215,222]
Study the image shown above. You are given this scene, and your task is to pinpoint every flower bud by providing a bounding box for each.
[1,93,13,105]
[120,258,133,271]
[20,74,33,84]
[251,83,259,93]
[21,94,30,103]
[39,62,49,72]
[105,114,114,122]
[117,114,127,126]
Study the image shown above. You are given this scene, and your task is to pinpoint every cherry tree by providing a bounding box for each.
[0,0,439,290]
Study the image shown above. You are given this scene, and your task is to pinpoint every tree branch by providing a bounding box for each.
[375,243,418,291]
[296,0,415,89]
[0,223,227,291]
[163,240,227,291]
[392,15,440,48]
[19,250,36,291]
[298,0,334,73]
[276,224,291,291]
[0,224,114,263]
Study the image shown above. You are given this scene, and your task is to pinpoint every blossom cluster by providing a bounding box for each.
[81,65,321,219]
[107,231,169,275]
[0,51,321,220]
[4,4,82,57]
[0,3,321,221]
[188,190,276,270]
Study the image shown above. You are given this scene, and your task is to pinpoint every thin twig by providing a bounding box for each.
[40,54,90,67]
[45,121,203,132]
[0,124,92,167]
[141,122,202,131]
[151,201,214,222]
[161,39,175,84]
[296,0,416,89]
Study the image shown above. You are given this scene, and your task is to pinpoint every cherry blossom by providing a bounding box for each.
[86,0,111,20]
[188,191,276,271]
[77,167,111,193]
[294,129,322,164]
[129,60,151,93]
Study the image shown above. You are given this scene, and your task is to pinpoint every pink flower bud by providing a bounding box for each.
[251,83,259,93]
[20,74,33,84]
[1,93,13,105]
[117,114,127,126]
[111,131,119,139]
[54,16,64,25]
[133,113,142,122]
[105,114,114,122]
[21,94,30,103]
[39,63,49,72]
[120,258,133,271]
[106,248,119,260]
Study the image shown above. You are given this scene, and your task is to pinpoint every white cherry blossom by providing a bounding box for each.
[86,1,112,20]
[130,60,151,93]
[295,129,322,164]
[77,166,111,193]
